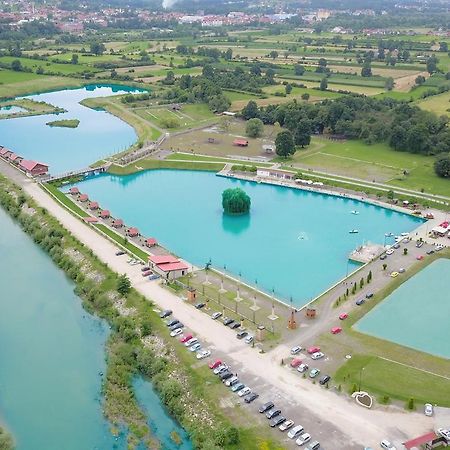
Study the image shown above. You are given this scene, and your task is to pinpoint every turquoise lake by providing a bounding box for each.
[0,85,140,174]
[0,105,27,115]
[0,208,192,449]
[355,258,450,359]
[71,169,424,305]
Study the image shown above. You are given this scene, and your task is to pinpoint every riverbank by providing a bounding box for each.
[0,98,65,120]
[0,426,13,450]
[0,173,282,450]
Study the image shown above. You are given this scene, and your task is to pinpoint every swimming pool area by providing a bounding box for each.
[71,169,424,306]
[355,258,450,359]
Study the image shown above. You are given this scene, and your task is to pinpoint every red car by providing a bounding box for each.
[307,346,320,354]
[331,327,342,334]
[339,313,348,320]
[416,255,424,260]
[290,358,302,368]
[180,334,193,343]
[209,359,222,369]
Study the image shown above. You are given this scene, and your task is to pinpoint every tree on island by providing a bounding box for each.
[222,188,251,215]
[275,130,295,158]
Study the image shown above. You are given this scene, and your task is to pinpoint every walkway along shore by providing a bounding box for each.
[0,158,435,450]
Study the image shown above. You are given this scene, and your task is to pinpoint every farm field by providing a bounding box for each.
[416,91,450,117]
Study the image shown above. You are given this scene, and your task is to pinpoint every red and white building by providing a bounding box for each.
[148,254,189,280]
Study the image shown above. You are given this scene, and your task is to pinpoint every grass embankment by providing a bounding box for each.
[1,175,282,450]
[46,119,80,128]
[324,251,450,406]
[81,97,161,145]
[109,158,225,175]
[0,98,65,119]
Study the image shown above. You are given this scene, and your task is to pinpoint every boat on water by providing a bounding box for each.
[349,229,359,234]
[350,210,359,215]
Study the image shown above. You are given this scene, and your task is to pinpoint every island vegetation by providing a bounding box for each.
[46,119,80,128]
[0,427,14,450]
[222,188,251,215]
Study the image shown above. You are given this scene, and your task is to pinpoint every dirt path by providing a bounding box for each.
[394,71,429,92]
[13,175,434,450]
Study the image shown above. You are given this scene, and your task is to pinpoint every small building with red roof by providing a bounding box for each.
[9,153,23,164]
[69,187,80,195]
[127,227,139,237]
[112,218,123,228]
[148,254,189,280]
[19,160,49,176]
[403,431,440,450]
[0,148,12,159]
[145,237,157,247]
[100,209,110,218]
[78,194,89,202]
[149,254,179,265]
[233,138,248,147]
[89,201,99,210]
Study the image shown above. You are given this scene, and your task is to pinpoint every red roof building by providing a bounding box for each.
[157,262,189,272]
[233,138,249,147]
[112,218,123,228]
[79,194,89,202]
[145,237,157,247]
[403,432,438,449]
[9,153,21,163]
[127,227,139,237]
[149,254,179,265]
[19,160,49,176]
[100,209,110,218]
[69,187,80,195]
[89,201,99,210]
[0,148,12,158]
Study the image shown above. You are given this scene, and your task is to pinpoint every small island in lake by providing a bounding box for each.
[46,119,80,128]
[222,187,251,215]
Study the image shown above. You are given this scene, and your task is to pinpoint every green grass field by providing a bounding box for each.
[0,56,95,75]
[417,90,450,117]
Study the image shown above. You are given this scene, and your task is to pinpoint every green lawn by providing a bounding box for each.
[223,90,260,102]
[0,56,95,75]
[42,184,89,218]
[334,354,450,406]
[416,90,450,117]
[167,152,272,166]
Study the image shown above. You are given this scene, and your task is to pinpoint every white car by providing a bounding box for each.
[291,346,302,355]
[279,420,294,431]
[184,337,198,347]
[296,433,311,446]
[196,349,211,360]
[225,376,239,387]
[237,387,251,397]
[424,403,433,416]
[170,328,183,337]
[437,428,450,441]
[190,343,201,352]
[213,364,228,375]
[245,335,254,344]
[297,363,308,373]
[311,352,324,360]
[288,425,304,439]
[386,249,394,255]
[380,439,397,450]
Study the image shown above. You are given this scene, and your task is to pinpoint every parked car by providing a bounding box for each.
[437,428,450,441]
[319,375,331,385]
[366,292,374,299]
[270,416,286,428]
[426,249,435,255]
[159,309,172,319]
[231,382,245,393]
[297,363,308,373]
[148,274,160,280]
[339,313,348,320]
[287,425,304,439]
[386,249,394,255]
[393,243,400,249]
[115,250,125,256]
[309,368,320,378]
[195,302,206,309]
[291,346,302,355]
[331,327,342,334]
[189,343,201,352]
[211,311,222,320]
[424,403,433,417]
[380,254,387,260]
[266,408,281,420]
[225,376,238,387]
[307,346,320,354]
[229,322,240,329]
[259,401,274,413]
[390,271,399,278]
[223,317,233,326]
[196,350,211,360]
[311,352,324,360]
[166,318,179,327]
[209,359,222,369]
[170,328,183,337]
[245,335,254,344]
[180,334,193,344]
[380,439,396,450]
[290,358,302,368]
[219,371,233,381]
[244,392,259,403]
[307,440,320,450]
[238,387,251,397]
[142,270,152,277]
[356,298,365,306]
[296,433,311,446]
[416,255,424,260]
[169,322,184,331]
[184,337,198,347]
[214,364,228,375]
[236,330,248,339]
[398,267,406,273]
[416,240,424,248]
[279,420,294,431]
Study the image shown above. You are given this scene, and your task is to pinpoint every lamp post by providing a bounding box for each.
[358,366,365,392]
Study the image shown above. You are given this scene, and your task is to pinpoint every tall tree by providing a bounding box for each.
[275,131,295,158]
[434,153,450,178]
[294,120,312,148]
[241,100,259,120]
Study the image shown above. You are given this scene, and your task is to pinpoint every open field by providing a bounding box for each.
[417,91,450,117]
[0,56,96,75]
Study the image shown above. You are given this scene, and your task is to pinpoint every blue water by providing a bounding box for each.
[0,105,27,115]
[0,209,125,449]
[355,259,450,359]
[70,169,424,305]
[133,378,193,450]
[0,84,141,173]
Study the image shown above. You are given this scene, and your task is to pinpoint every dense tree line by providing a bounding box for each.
[241,96,450,157]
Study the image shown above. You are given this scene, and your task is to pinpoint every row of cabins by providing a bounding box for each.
[0,146,49,176]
